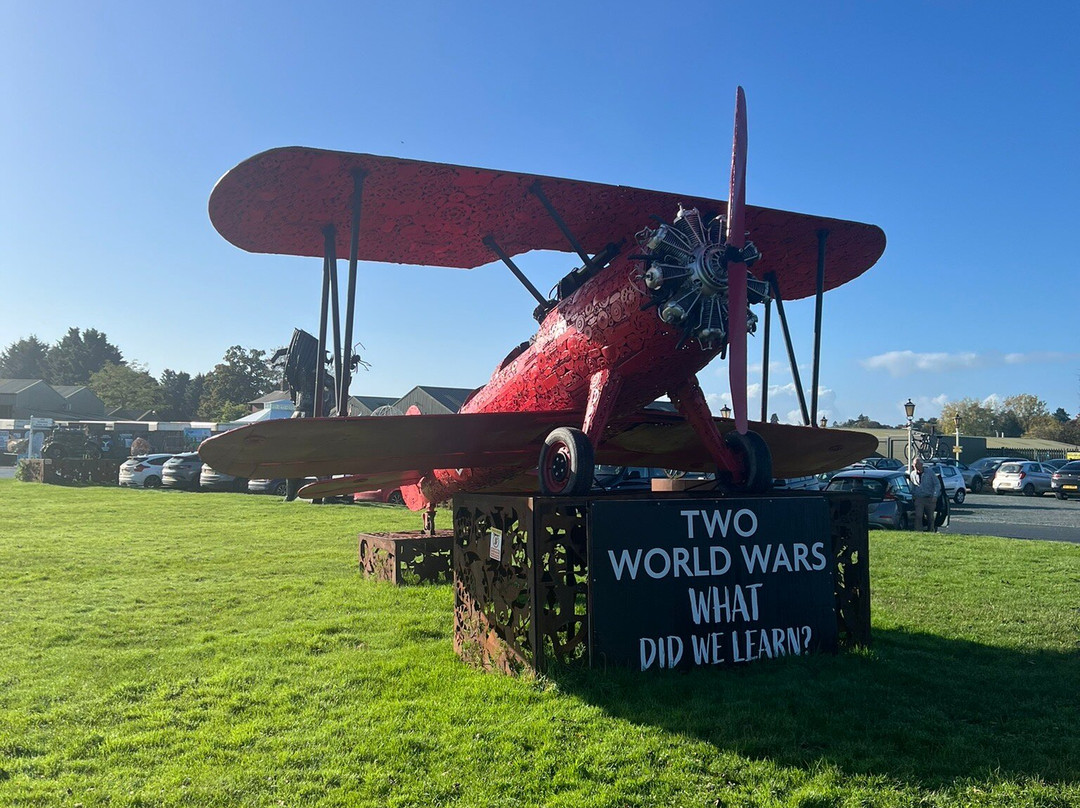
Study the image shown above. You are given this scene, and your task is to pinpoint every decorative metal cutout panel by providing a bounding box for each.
[357,532,453,585]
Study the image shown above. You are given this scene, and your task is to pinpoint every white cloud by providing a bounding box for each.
[860,350,981,377]
[861,350,1080,377]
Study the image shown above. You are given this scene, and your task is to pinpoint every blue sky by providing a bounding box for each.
[2,1,1078,426]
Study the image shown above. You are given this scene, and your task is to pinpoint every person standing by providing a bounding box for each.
[910,457,940,531]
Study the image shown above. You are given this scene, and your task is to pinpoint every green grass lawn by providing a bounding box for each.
[1,479,1077,807]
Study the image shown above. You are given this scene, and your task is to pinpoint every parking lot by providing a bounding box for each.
[5,465,1077,543]
[944,492,1080,543]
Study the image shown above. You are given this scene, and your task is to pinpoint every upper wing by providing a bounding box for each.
[197,411,582,480]
[209,147,885,301]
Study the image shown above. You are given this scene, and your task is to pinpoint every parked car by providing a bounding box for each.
[929,462,967,503]
[992,461,1054,496]
[1042,458,1069,471]
[1050,461,1080,500]
[968,456,1026,488]
[824,469,916,530]
[929,458,985,493]
[771,476,824,491]
[353,487,406,505]
[118,454,173,488]
[161,452,203,490]
[852,456,904,470]
[200,464,248,492]
[248,478,290,496]
[593,466,667,492]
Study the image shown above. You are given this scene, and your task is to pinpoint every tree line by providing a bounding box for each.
[0,328,277,422]
[833,393,1080,443]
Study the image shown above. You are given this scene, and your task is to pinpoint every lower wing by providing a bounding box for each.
[198,409,873,488]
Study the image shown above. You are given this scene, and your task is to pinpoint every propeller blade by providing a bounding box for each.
[727,86,749,435]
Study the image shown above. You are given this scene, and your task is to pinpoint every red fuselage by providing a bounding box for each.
[414,248,722,504]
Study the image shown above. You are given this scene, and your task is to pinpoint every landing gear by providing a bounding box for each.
[538,427,594,496]
[723,430,773,493]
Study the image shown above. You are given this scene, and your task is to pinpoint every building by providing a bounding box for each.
[0,379,106,420]
[392,385,475,415]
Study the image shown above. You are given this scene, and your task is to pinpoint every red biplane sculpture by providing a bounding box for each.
[200,88,885,523]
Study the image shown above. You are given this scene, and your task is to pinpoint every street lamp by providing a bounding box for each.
[954,413,962,463]
[904,399,916,468]
[720,404,732,419]
[820,416,828,429]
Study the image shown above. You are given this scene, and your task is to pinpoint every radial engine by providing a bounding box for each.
[636,206,769,351]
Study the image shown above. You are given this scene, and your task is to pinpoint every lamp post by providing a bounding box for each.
[954,413,962,463]
[904,399,916,469]
[720,404,732,420]
[820,416,828,429]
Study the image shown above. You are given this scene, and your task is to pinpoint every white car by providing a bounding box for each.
[118,454,173,488]
[929,463,967,504]
[992,461,1055,496]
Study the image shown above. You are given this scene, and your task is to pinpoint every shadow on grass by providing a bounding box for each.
[552,629,1079,788]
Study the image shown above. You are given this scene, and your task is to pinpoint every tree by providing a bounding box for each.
[836,413,890,429]
[0,336,51,379]
[89,362,164,414]
[160,369,205,421]
[1003,394,1048,433]
[198,346,275,422]
[1025,414,1066,441]
[941,398,998,437]
[46,327,124,385]
[1052,407,1071,424]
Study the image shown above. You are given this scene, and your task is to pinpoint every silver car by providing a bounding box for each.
[200,464,248,492]
[929,463,967,504]
[992,461,1054,496]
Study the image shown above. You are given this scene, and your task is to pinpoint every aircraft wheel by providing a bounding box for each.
[539,427,594,496]
[723,430,772,493]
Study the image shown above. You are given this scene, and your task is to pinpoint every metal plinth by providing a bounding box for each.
[452,491,870,675]
[358,531,453,585]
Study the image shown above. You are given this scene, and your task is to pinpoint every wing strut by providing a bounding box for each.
[528,180,594,268]
[810,229,828,427]
[339,169,367,416]
[765,271,811,426]
[314,227,334,418]
[482,235,554,321]
[759,296,772,422]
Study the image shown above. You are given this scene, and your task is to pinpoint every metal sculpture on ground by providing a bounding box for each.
[199,88,886,528]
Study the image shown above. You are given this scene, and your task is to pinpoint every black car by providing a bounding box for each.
[1050,461,1080,500]
[162,452,203,490]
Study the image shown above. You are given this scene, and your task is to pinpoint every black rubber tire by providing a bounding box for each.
[723,430,773,493]
[897,512,911,531]
[273,481,288,497]
[1023,484,1035,497]
[387,489,405,505]
[971,477,983,494]
[1056,492,1067,500]
[144,475,161,489]
[538,427,594,496]
[954,488,966,504]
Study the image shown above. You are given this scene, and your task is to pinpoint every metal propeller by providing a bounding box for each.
[726,86,749,435]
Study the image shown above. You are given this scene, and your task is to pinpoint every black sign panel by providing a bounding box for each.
[589,497,836,670]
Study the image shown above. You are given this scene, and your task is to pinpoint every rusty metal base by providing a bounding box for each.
[358,531,453,585]
[453,491,870,676]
